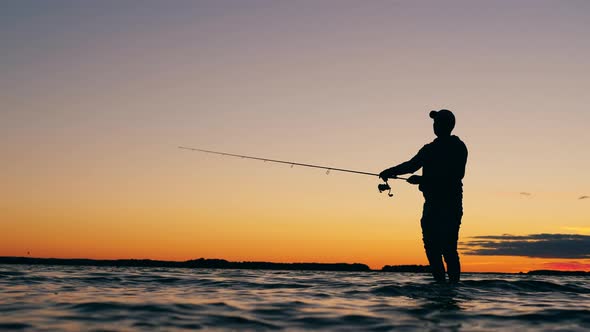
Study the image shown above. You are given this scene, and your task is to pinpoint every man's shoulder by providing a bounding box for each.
[427,136,467,152]
[419,141,435,153]
[452,135,468,150]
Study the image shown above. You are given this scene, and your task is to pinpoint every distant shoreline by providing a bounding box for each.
[0,257,588,276]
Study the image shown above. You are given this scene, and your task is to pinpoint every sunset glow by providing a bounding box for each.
[3,1,589,272]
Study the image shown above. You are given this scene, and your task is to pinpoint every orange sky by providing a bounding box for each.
[2,1,589,272]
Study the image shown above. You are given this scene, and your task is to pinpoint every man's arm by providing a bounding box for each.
[379,147,425,180]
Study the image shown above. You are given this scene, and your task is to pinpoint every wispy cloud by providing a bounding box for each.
[562,227,590,235]
[542,261,590,271]
[520,192,532,197]
[461,233,590,258]
[579,195,589,200]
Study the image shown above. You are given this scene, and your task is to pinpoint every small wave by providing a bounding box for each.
[461,279,590,293]
[196,278,312,290]
[204,314,278,329]
[259,282,311,289]
[0,323,31,330]
[468,309,590,324]
[0,271,26,277]
[73,276,123,284]
[371,282,455,298]
[512,309,590,323]
[252,308,292,317]
[66,301,202,315]
[290,314,390,331]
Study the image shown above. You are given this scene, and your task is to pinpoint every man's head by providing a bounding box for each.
[430,109,455,137]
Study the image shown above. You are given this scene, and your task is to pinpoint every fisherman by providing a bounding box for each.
[379,110,468,283]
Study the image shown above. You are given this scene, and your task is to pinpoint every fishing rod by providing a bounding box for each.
[178,146,408,197]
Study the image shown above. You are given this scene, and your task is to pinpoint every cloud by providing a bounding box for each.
[579,195,589,200]
[460,233,590,258]
[542,261,590,271]
[562,227,590,235]
[520,192,532,196]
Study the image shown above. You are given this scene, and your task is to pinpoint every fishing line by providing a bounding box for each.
[179,146,408,197]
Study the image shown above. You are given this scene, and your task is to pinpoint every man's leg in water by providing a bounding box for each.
[423,234,445,282]
[442,222,461,283]
[421,202,445,282]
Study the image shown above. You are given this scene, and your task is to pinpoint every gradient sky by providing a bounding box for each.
[2,1,589,272]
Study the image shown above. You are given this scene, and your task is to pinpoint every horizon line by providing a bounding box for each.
[2,256,588,275]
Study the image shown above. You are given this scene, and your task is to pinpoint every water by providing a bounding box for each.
[1,265,589,331]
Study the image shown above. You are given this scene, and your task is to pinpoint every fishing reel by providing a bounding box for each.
[378,180,394,197]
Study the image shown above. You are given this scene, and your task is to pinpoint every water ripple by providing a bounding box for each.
[1,265,589,331]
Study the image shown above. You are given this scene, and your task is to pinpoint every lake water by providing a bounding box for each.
[1,264,589,331]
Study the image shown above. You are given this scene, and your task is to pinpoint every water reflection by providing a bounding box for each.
[1,266,589,331]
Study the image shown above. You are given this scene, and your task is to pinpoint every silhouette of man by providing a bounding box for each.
[379,110,467,283]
